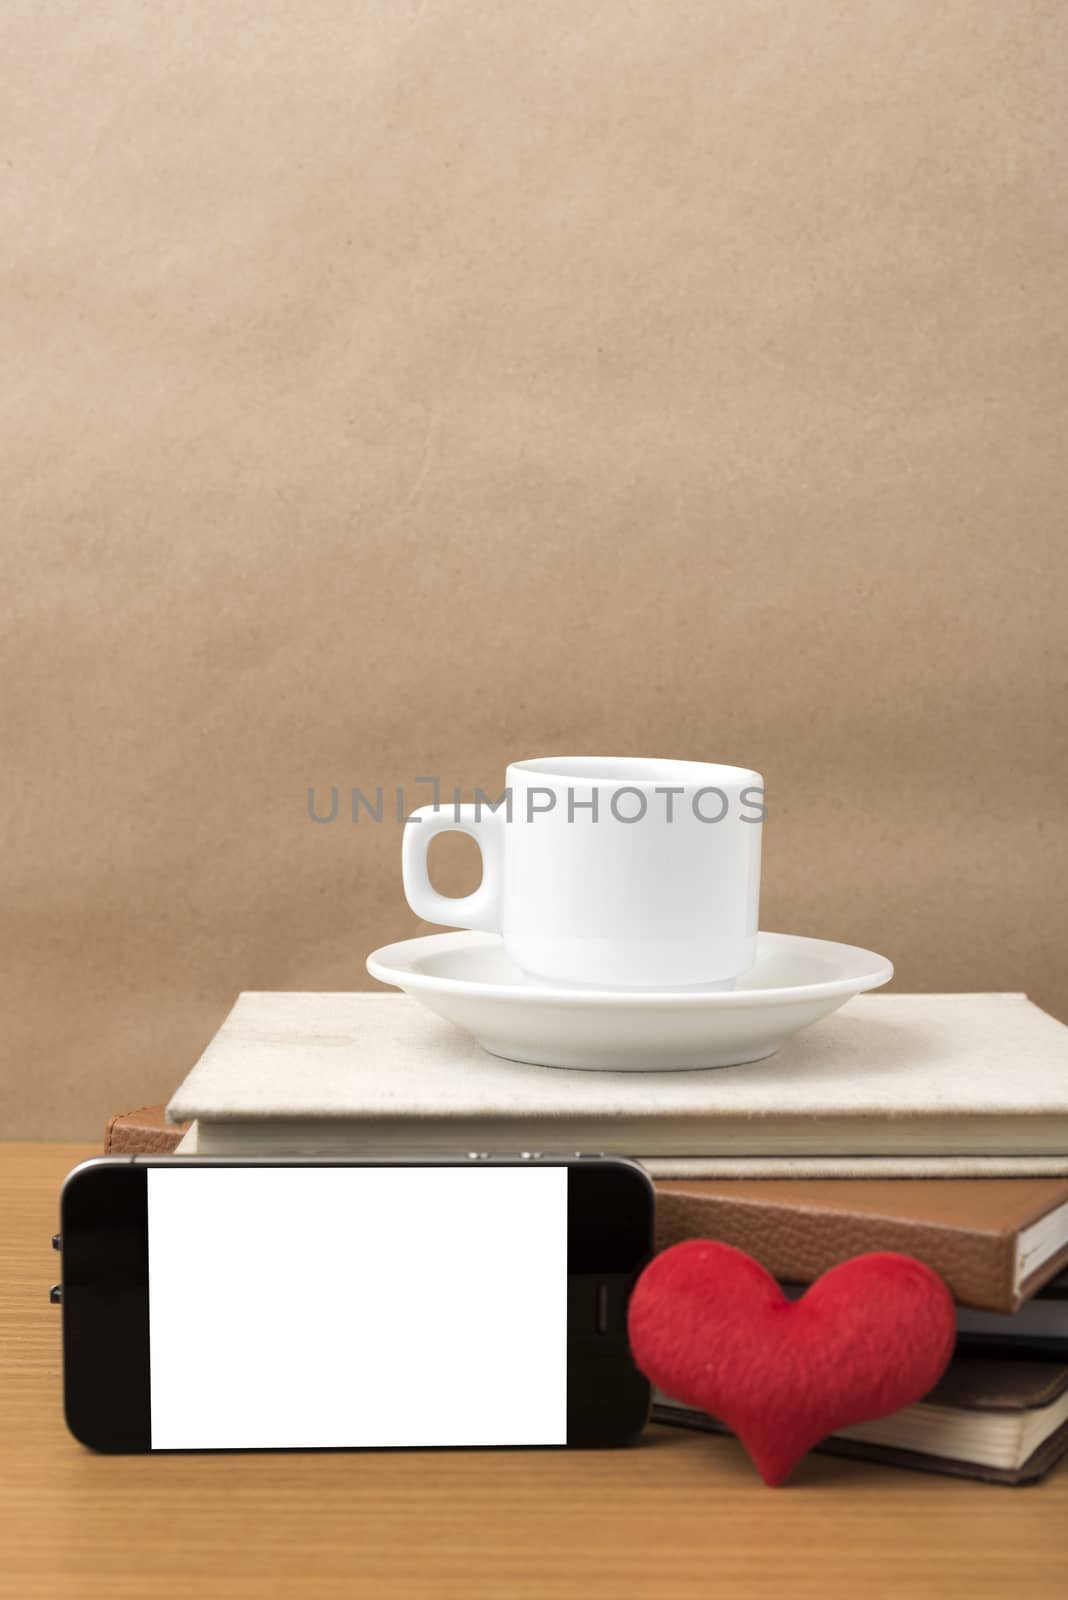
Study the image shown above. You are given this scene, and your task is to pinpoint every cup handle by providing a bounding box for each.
[401,805,504,933]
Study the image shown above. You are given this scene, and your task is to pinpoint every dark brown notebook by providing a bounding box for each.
[654,1358,1068,1484]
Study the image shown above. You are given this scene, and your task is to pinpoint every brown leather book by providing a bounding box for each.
[655,1177,1068,1313]
[105,1103,188,1155]
[654,1357,1068,1484]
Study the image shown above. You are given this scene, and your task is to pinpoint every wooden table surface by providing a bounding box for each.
[3,1143,1067,1600]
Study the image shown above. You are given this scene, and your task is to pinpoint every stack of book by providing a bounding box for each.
[113,989,1068,1483]
[652,1177,1068,1483]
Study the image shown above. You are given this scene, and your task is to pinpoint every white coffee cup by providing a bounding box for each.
[402,757,764,991]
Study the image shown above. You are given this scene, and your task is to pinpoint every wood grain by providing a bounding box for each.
[2,1143,1066,1599]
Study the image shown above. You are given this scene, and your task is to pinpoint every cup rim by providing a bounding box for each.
[507,756,762,788]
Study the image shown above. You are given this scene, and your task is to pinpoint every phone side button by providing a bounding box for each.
[52,1233,62,1251]
[49,1284,62,1305]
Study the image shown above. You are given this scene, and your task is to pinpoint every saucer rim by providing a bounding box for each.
[366,930,894,1008]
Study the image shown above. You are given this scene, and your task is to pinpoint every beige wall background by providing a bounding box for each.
[2,2,1066,1139]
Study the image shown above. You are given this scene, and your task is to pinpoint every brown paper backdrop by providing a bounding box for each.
[2,2,1066,1139]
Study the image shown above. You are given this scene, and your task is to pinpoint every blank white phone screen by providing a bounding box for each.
[146,1165,568,1449]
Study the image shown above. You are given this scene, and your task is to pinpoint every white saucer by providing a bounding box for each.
[365,931,893,1071]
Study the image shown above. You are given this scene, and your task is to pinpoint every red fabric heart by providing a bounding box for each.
[628,1241,956,1485]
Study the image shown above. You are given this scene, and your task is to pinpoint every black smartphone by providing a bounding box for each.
[58,1154,652,1453]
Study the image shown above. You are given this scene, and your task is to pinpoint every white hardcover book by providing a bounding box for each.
[165,993,1068,1178]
